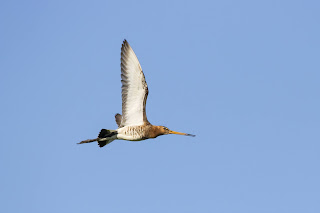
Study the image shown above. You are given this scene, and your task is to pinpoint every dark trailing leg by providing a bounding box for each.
[77,138,98,144]
[78,129,117,147]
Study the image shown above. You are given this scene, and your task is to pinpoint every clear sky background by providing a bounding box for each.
[1,0,319,212]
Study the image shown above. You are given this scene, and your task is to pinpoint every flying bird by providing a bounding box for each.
[78,40,195,147]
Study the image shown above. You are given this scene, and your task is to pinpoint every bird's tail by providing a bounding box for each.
[97,129,117,147]
[98,129,117,138]
[78,129,117,148]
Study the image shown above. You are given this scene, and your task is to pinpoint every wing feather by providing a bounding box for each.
[120,40,149,127]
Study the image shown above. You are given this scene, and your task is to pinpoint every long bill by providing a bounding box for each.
[169,130,195,137]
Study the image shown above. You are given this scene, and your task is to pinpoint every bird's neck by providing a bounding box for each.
[148,126,165,138]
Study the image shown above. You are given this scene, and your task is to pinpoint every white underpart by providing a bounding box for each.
[116,126,145,141]
[117,134,141,141]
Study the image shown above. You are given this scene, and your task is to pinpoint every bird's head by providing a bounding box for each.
[153,126,195,137]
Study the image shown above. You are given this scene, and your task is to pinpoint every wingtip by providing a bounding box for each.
[123,39,128,46]
[121,39,129,52]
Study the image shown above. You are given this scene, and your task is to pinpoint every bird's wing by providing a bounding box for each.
[120,40,149,127]
[115,113,122,127]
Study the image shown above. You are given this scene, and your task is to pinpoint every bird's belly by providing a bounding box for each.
[117,134,144,141]
[117,126,146,141]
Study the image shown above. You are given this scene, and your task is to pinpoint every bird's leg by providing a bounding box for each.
[77,138,99,144]
[77,129,117,147]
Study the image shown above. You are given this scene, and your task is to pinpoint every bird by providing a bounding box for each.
[78,39,195,148]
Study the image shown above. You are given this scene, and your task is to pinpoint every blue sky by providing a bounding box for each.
[1,0,320,212]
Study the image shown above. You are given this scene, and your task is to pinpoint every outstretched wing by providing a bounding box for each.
[120,40,149,127]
